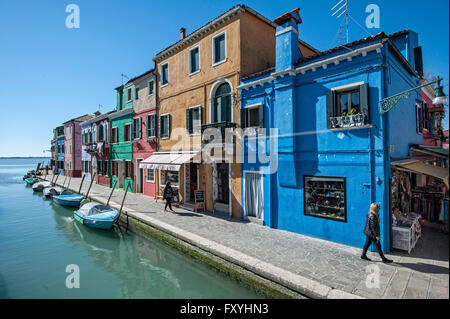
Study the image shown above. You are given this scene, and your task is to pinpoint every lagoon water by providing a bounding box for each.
[0,158,261,298]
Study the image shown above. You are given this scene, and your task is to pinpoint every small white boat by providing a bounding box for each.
[32,181,52,192]
[43,186,69,198]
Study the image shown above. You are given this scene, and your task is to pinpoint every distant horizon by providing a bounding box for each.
[0,156,50,159]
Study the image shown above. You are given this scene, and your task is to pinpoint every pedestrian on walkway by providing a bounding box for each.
[163,181,175,212]
[361,203,393,263]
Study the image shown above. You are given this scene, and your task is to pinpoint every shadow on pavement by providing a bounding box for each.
[394,262,449,275]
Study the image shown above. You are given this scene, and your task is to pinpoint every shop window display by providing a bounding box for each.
[160,170,179,188]
[304,176,346,222]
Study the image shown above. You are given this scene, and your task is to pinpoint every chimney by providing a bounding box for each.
[180,28,186,40]
[274,8,302,71]
[94,111,101,117]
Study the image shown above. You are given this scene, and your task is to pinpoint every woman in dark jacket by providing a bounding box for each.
[361,203,393,263]
[163,181,175,212]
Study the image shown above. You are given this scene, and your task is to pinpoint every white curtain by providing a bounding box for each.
[245,173,263,219]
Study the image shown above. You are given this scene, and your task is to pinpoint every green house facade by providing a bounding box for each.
[110,84,135,192]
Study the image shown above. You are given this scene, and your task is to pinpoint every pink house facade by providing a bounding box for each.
[63,114,95,177]
[129,69,157,198]
[93,110,116,187]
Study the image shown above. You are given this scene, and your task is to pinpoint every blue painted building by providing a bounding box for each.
[81,120,93,182]
[56,126,65,176]
[238,10,423,253]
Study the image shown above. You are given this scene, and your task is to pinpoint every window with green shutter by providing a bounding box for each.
[159,114,170,139]
[161,63,169,86]
[147,114,156,138]
[148,80,154,95]
[327,83,370,129]
[189,46,200,74]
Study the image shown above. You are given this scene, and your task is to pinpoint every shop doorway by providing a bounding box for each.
[185,163,198,204]
[117,161,124,188]
[213,161,230,215]
[136,158,144,193]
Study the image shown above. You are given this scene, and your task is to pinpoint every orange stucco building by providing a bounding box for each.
[141,5,316,218]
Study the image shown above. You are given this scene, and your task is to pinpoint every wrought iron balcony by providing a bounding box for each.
[330,114,367,129]
[201,121,237,145]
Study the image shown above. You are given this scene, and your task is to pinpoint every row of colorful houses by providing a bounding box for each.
[50,5,448,252]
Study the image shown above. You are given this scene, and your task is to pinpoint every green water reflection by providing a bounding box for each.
[0,158,262,299]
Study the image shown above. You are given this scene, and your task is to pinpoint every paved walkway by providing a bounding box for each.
[43,173,449,299]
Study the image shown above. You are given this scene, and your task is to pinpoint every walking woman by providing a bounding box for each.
[163,181,175,212]
[361,203,393,263]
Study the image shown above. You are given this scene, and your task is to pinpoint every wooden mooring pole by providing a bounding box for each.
[107,180,118,206]
[84,173,96,199]
[53,172,60,186]
[62,174,68,188]
[78,174,86,194]
[119,183,130,214]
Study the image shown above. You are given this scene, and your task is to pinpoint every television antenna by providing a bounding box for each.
[121,73,129,85]
[331,0,349,44]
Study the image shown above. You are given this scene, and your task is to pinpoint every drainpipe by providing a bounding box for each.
[381,40,391,253]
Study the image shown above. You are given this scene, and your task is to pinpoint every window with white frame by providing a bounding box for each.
[111,127,118,143]
[326,83,369,129]
[212,32,226,65]
[146,169,155,182]
[158,114,171,139]
[125,161,132,178]
[124,123,132,142]
[189,45,200,74]
[212,83,232,123]
[242,104,264,128]
[127,87,133,102]
[146,113,156,138]
[132,117,142,140]
[160,63,169,86]
[148,80,155,96]
[186,106,202,135]
[111,161,118,176]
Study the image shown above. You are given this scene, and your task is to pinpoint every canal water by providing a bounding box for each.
[0,158,262,299]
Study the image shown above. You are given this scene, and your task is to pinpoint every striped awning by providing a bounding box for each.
[139,152,201,171]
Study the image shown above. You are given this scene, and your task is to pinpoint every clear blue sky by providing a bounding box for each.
[0,0,448,157]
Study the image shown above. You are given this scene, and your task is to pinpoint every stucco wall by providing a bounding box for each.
[386,50,422,158]
[239,10,275,77]
[134,109,157,197]
[133,73,156,114]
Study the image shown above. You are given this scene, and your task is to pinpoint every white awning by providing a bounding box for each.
[139,152,201,171]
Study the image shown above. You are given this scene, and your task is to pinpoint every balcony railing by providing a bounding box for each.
[201,121,237,145]
[330,114,366,129]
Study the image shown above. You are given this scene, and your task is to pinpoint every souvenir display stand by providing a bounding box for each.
[392,213,422,254]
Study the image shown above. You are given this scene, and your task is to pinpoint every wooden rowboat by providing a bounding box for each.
[52,194,85,207]
[73,202,119,230]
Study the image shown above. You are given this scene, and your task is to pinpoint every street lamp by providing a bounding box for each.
[433,78,448,105]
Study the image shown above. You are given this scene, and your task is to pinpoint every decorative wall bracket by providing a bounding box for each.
[380,77,444,115]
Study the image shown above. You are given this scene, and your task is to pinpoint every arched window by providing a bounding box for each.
[213,83,232,123]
